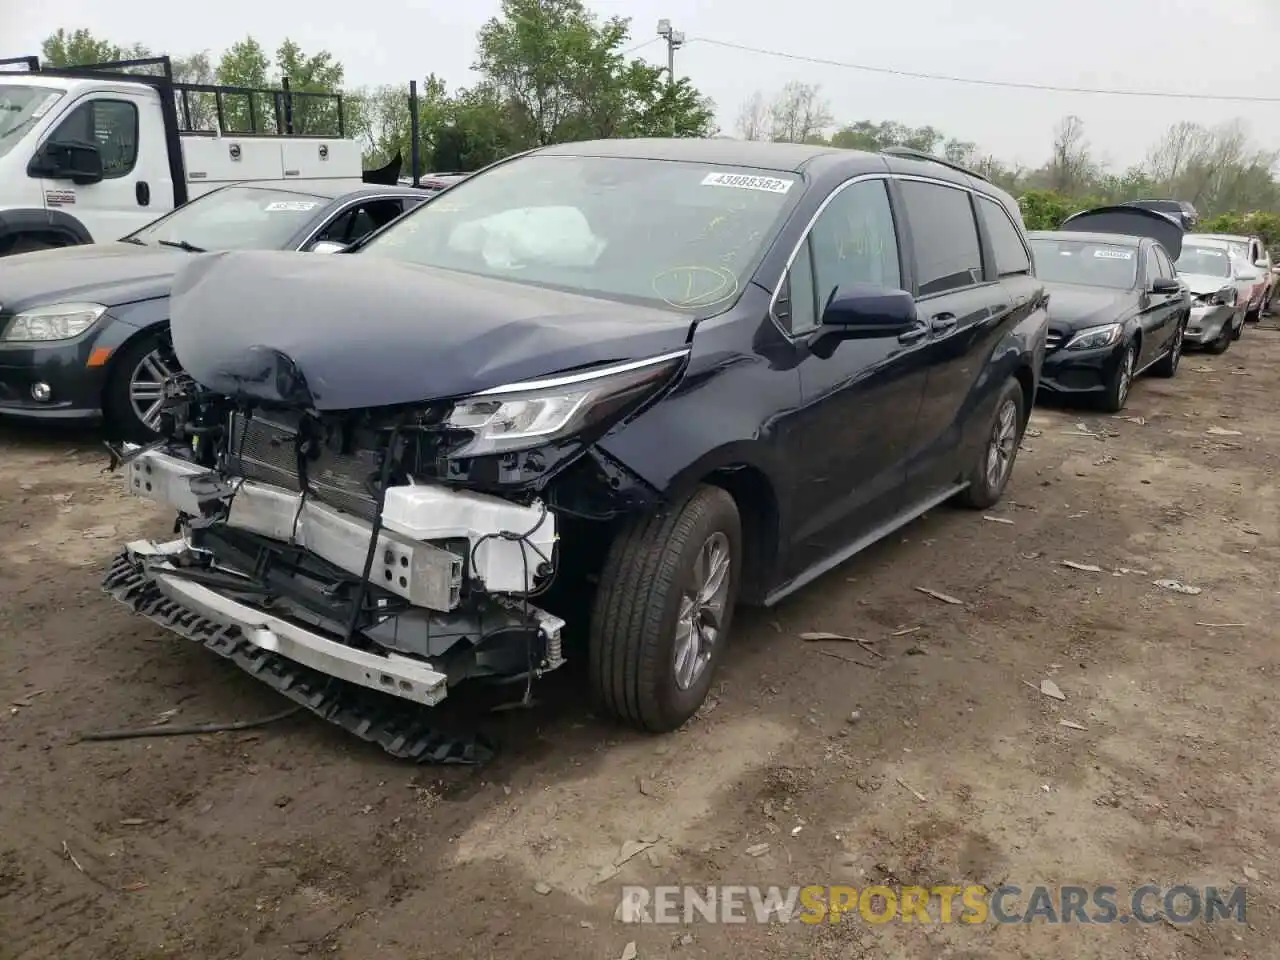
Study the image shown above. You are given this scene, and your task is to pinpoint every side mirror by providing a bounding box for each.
[1254,259,1269,270]
[309,240,349,254]
[1150,277,1181,294]
[29,140,104,185]
[820,284,918,336]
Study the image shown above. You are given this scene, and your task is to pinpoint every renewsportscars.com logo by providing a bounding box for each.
[617,884,1248,925]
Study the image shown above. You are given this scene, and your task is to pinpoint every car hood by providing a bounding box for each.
[1043,282,1138,331]
[1179,273,1234,297]
[168,251,695,410]
[0,242,189,311]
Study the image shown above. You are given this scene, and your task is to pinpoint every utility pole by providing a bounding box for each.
[656,19,685,89]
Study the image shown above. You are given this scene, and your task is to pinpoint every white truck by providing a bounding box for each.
[0,55,388,256]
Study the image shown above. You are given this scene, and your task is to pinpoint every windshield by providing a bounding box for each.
[1176,245,1232,279]
[358,154,801,313]
[0,84,65,159]
[128,186,328,251]
[1029,238,1138,289]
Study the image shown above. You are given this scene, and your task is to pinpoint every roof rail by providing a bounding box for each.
[880,145,991,184]
[0,54,345,137]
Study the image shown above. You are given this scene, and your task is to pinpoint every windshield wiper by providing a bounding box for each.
[119,236,146,245]
[157,239,205,253]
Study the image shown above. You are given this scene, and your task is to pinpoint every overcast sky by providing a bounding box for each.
[4,0,1278,170]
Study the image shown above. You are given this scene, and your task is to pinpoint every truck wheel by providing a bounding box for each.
[103,332,180,443]
[955,377,1024,510]
[4,236,56,256]
[589,485,742,733]
[1101,340,1137,413]
[1151,318,1185,376]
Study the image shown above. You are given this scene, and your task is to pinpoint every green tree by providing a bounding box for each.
[474,0,714,146]
[40,28,123,66]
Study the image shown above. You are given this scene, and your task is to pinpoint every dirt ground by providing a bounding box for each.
[2,323,1278,960]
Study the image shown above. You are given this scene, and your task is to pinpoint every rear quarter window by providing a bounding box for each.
[977,195,1031,277]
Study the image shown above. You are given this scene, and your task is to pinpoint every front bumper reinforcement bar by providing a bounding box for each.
[102,551,495,764]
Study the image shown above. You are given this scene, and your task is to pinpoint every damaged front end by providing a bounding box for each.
[103,346,684,763]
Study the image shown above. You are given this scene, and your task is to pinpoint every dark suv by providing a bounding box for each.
[104,139,1049,759]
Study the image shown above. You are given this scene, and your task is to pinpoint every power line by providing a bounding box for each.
[685,36,1280,104]
[622,37,661,55]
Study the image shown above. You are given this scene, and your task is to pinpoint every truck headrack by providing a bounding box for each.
[0,54,346,138]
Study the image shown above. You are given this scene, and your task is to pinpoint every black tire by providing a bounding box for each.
[5,236,55,256]
[1101,340,1137,413]
[1152,318,1186,376]
[955,377,1024,510]
[589,484,742,732]
[1204,321,1232,355]
[1232,309,1245,341]
[102,332,179,443]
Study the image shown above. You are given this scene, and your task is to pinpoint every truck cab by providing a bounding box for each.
[0,55,368,256]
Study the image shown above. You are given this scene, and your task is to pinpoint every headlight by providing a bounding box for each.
[1064,323,1123,351]
[2,302,107,342]
[445,349,688,457]
[1210,287,1236,306]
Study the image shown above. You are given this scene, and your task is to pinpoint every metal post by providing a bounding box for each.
[409,80,421,188]
[656,19,685,136]
[281,76,294,135]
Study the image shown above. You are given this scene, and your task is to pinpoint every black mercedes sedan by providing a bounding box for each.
[0,182,427,439]
[103,138,1049,758]
[1028,206,1191,412]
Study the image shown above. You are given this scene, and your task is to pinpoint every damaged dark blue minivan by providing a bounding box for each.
[104,138,1048,761]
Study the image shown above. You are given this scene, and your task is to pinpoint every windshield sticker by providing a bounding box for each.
[1093,249,1133,260]
[30,93,62,119]
[263,200,319,212]
[701,172,794,194]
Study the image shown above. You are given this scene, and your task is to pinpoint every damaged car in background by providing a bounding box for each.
[104,139,1047,762]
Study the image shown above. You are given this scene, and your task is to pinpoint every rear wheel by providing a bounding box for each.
[4,235,57,256]
[955,377,1024,510]
[1152,318,1185,376]
[103,332,181,443]
[1101,340,1137,413]
[589,485,742,733]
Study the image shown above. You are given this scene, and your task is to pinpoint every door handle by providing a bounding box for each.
[930,312,958,333]
[898,323,930,344]
[136,181,151,206]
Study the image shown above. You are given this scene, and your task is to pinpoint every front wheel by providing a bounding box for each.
[1204,320,1232,355]
[102,332,181,443]
[1101,340,1138,413]
[1152,318,1185,376]
[589,485,742,733]
[1232,309,1245,341]
[955,377,1024,510]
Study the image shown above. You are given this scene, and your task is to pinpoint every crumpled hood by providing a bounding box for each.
[168,251,694,409]
[1179,272,1234,297]
[0,242,189,311]
[1042,282,1137,331]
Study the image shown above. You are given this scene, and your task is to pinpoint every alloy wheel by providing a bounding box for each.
[985,397,1019,491]
[672,531,732,691]
[128,347,179,433]
[1170,324,1183,370]
[1116,346,1135,406]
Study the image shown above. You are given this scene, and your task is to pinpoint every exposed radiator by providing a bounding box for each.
[227,412,379,520]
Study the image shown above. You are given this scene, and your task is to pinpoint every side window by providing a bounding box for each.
[976,195,1031,277]
[775,238,818,334]
[1143,247,1162,285]
[1153,245,1174,278]
[806,179,900,327]
[898,180,983,296]
[314,198,407,246]
[47,99,138,178]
